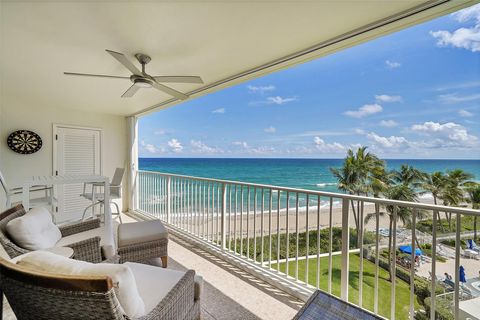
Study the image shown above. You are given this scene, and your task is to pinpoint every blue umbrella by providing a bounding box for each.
[459,265,467,283]
[399,245,423,256]
[468,239,474,250]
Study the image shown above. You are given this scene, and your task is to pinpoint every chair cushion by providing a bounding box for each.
[125,262,186,314]
[6,207,61,250]
[55,223,118,259]
[17,251,145,318]
[118,220,168,247]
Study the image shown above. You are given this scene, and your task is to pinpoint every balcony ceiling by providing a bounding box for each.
[0,1,472,116]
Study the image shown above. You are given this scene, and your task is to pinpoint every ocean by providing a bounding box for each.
[139,158,480,194]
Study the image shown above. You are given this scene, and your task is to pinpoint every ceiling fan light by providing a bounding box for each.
[135,78,152,88]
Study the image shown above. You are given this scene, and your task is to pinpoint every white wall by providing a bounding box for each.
[0,103,128,213]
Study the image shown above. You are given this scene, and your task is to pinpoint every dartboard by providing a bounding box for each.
[7,130,43,154]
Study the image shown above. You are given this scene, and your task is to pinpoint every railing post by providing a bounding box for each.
[340,198,350,301]
[221,183,227,250]
[166,176,171,224]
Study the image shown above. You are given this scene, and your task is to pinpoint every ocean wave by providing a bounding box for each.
[298,200,342,210]
[316,183,337,187]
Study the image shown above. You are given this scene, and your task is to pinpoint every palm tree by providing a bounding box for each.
[367,164,390,198]
[390,164,426,190]
[365,184,418,281]
[330,154,360,231]
[330,147,384,239]
[422,171,446,205]
[422,171,447,230]
[440,169,474,230]
[465,184,480,241]
[364,164,426,281]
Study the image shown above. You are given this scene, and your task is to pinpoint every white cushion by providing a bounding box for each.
[125,262,186,314]
[55,224,117,259]
[118,220,168,247]
[17,251,145,318]
[6,207,61,250]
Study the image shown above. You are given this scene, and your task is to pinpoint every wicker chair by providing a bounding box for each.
[0,204,104,263]
[0,257,200,320]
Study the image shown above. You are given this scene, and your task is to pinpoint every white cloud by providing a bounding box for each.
[434,81,480,91]
[212,108,225,114]
[375,94,402,103]
[379,120,398,128]
[264,126,276,133]
[144,144,158,153]
[231,141,275,154]
[167,138,183,153]
[266,96,297,105]
[430,29,480,52]
[232,141,249,148]
[366,123,479,152]
[190,140,221,154]
[438,93,480,104]
[247,85,276,94]
[367,132,410,149]
[154,129,167,135]
[289,130,350,138]
[459,109,474,117]
[410,121,478,149]
[385,60,401,69]
[344,103,383,118]
[453,4,480,23]
[430,4,480,52]
[140,140,163,154]
[250,95,297,106]
[248,146,276,155]
[313,137,346,153]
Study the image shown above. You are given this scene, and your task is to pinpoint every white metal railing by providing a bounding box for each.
[135,170,480,320]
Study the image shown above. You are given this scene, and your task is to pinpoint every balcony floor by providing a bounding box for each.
[122,213,303,320]
[1,213,303,320]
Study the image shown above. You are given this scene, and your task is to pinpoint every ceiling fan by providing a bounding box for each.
[64,50,203,100]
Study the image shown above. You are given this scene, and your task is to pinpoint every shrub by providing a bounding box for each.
[424,297,454,320]
[440,239,467,250]
[235,227,375,262]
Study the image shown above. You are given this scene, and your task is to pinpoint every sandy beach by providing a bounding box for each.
[173,197,437,239]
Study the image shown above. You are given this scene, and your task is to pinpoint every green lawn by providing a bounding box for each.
[272,254,420,320]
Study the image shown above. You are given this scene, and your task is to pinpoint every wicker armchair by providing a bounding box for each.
[0,204,104,263]
[0,257,200,320]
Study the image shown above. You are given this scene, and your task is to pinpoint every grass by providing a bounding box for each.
[271,253,420,320]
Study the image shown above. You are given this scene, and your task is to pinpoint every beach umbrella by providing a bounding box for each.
[468,239,474,250]
[459,265,467,283]
[399,245,423,256]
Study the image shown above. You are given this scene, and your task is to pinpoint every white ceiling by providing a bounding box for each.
[0,1,473,116]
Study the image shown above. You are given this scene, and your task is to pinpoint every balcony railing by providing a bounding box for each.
[134,170,480,320]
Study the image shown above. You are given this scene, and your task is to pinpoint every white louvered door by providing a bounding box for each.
[55,126,102,223]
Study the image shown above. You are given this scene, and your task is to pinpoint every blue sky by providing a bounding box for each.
[139,4,480,159]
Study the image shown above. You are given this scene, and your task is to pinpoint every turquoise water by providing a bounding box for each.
[139,158,480,193]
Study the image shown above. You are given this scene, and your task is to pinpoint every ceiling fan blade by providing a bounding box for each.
[64,72,130,79]
[151,81,188,100]
[121,84,140,98]
[153,76,203,84]
[106,49,142,75]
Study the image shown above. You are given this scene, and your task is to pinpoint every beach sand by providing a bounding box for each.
[174,197,437,239]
